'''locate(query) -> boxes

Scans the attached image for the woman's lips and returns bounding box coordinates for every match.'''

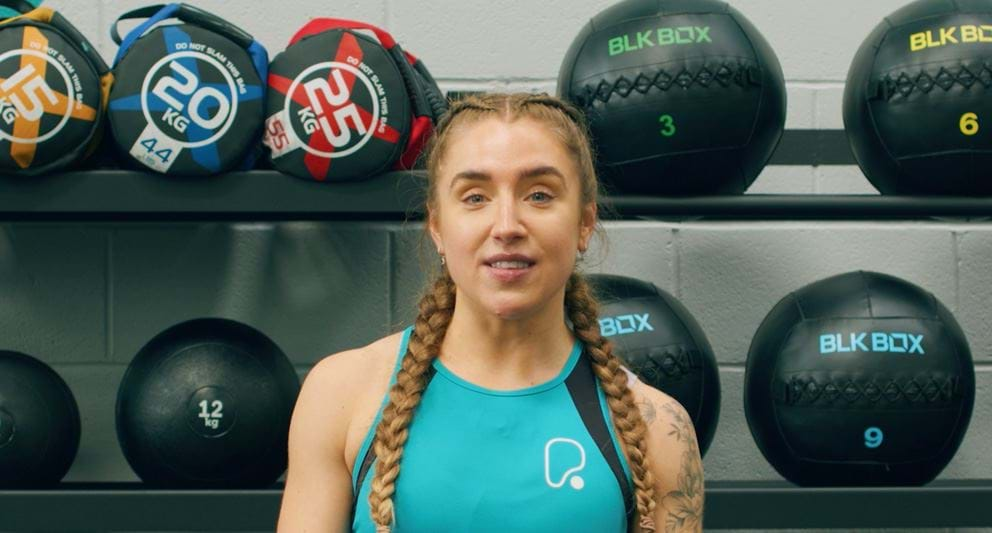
[485,262,535,282]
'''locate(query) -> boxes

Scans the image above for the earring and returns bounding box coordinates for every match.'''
[577,250,585,262]
[440,254,446,266]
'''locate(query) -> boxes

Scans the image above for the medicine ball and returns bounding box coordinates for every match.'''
[116,318,300,488]
[0,1,111,175]
[844,0,992,195]
[264,18,447,182]
[107,4,267,176]
[588,274,720,456]
[0,350,80,488]
[745,271,974,486]
[558,0,786,195]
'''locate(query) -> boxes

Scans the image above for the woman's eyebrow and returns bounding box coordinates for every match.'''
[518,165,566,187]
[449,166,566,190]
[449,170,489,190]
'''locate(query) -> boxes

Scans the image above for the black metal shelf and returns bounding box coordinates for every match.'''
[707,479,992,529]
[0,170,426,222]
[0,480,989,530]
[2,170,992,221]
[611,194,992,221]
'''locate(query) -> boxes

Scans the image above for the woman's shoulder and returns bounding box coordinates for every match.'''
[626,376,692,439]
[304,328,409,398]
[290,328,410,463]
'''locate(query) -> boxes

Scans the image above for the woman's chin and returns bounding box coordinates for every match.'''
[485,295,552,321]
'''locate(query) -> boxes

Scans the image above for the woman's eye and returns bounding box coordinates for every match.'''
[464,193,485,204]
[529,191,554,202]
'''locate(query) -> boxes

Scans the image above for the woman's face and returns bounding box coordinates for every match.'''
[429,116,596,320]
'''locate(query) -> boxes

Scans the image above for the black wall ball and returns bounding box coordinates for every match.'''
[559,0,786,195]
[844,0,992,195]
[744,271,974,486]
[589,274,721,456]
[116,318,300,488]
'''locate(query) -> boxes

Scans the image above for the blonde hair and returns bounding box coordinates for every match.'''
[368,93,657,532]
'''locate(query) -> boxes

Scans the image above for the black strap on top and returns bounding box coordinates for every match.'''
[350,350,634,522]
[565,351,636,520]
[110,3,254,48]
[0,0,36,15]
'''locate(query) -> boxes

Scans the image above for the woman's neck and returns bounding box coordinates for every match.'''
[436,295,577,390]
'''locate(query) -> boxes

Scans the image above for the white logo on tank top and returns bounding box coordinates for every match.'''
[544,438,586,490]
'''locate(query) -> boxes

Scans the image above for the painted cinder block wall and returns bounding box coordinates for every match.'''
[1,1,990,531]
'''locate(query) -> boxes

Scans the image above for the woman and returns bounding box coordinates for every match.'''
[277,93,704,532]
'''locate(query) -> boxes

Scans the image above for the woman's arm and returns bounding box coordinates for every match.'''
[630,382,705,533]
[277,352,363,533]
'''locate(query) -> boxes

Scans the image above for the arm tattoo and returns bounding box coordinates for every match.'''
[660,401,703,532]
[637,398,657,425]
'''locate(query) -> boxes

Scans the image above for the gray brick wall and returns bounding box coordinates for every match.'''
[1,2,989,531]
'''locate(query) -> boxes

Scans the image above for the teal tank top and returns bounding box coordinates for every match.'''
[351,326,635,532]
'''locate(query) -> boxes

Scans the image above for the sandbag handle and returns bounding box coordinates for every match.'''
[0,0,38,15]
[112,3,253,49]
[290,17,398,50]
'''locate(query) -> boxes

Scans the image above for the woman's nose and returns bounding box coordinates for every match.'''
[491,196,526,241]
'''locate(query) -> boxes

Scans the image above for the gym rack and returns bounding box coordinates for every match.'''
[1,170,991,221]
[0,480,989,530]
[2,164,990,530]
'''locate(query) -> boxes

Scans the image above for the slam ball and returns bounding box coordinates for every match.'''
[589,274,720,456]
[116,318,300,488]
[559,0,786,195]
[745,271,974,486]
[0,350,80,488]
[844,0,992,195]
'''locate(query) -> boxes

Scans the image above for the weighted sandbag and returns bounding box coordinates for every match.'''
[107,3,267,176]
[264,18,446,182]
[0,0,111,175]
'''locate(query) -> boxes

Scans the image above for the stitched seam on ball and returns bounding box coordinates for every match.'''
[878,63,992,100]
[574,60,758,106]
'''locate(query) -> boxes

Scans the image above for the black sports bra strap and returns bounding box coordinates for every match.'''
[351,364,437,518]
[565,350,636,520]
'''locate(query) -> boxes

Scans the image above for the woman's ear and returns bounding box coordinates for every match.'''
[578,201,597,252]
[428,208,444,255]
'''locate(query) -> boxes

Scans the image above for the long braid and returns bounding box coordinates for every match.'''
[368,272,456,531]
[565,273,658,532]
